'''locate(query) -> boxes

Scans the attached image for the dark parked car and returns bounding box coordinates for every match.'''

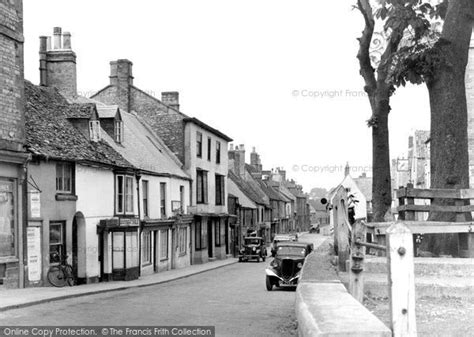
[239,237,267,262]
[265,242,313,291]
[309,224,320,233]
[271,234,297,257]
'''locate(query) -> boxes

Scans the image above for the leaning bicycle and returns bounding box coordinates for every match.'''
[47,253,75,287]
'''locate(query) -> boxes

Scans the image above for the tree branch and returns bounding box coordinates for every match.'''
[356,0,377,98]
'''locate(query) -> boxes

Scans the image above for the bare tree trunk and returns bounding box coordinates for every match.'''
[426,0,474,256]
[357,0,398,222]
[372,85,392,222]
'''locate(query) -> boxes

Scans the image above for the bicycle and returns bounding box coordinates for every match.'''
[47,253,75,287]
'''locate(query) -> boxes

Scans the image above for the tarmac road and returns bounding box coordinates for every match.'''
[0,233,328,337]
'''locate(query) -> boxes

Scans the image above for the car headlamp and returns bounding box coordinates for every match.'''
[252,247,256,251]
[297,262,303,269]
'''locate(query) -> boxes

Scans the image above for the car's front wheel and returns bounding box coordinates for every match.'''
[266,276,273,291]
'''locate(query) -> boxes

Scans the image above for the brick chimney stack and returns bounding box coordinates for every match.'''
[230,144,246,177]
[250,147,262,172]
[109,59,133,112]
[39,27,77,100]
[162,92,180,111]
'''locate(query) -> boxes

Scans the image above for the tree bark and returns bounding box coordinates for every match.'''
[426,0,474,256]
[357,0,401,222]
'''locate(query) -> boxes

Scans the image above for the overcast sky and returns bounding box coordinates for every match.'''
[23,0,431,191]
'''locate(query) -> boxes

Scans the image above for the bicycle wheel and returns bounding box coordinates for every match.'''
[47,265,68,287]
[64,264,75,286]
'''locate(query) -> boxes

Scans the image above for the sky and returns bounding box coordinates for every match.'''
[22,0,431,191]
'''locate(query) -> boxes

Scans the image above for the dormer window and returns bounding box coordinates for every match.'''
[89,120,101,142]
[115,120,124,143]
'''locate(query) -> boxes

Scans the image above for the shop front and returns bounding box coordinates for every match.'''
[98,217,140,281]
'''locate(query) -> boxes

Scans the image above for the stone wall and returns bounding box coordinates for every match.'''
[0,0,24,152]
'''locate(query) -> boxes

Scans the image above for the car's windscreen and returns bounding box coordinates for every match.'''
[277,246,306,256]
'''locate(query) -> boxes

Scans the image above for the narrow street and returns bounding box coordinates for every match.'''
[0,234,328,337]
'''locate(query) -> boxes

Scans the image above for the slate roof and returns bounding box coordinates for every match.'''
[66,103,97,118]
[100,110,191,179]
[73,96,190,180]
[266,180,296,201]
[228,170,269,206]
[259,180,290,202]
[227,175,257,209]
[25,81,132,168]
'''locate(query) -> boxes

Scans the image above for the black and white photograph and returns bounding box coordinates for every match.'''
[0,0,473,336]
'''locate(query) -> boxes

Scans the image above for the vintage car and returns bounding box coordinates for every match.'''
[309,224,320,233]
[271,234,297,257]
[239,237,267,262]
[265,242,313,291]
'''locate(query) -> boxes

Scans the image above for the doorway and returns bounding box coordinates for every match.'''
[207,219,213,258]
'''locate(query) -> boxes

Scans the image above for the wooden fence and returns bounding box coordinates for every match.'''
[347,186,474,337]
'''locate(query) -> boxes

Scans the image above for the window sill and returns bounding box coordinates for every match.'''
[159,258,169,262]
[142,262,152,267]
[179,252,187,257]
[55,194,78,201]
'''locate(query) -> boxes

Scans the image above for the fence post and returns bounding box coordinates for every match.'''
[386,222,417,337]
[349,220,366,303]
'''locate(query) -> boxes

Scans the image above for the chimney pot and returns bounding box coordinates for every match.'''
[252,147,256,153]
[39,36,47,53]
[63,32,72,49]
[46,36,52,50]
[53,27,62,49]
[239,144,245,151]
[229,144,234,151]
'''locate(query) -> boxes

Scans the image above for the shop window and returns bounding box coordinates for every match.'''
[116,175,134,215]
[0,181,15,257]
[142,231,152,265]
[112,231,139,271]
[178,227,187,255]
[196,170,208,204]
[56,163,73,193]
[160,229,168,260]
[49,222,65,263]
[215,174,225,206]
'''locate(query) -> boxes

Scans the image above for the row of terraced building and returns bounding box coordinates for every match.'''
[0,1,311,289]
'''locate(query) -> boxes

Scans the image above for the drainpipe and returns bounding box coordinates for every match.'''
[135,171,142,277]
[21,157,30,288]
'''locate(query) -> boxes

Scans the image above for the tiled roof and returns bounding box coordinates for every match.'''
[74,95,190,179]
[228,170,269,206]
[227,175,257,209]
[25,81,132,168]
[267,180,296,201]
[101,111,190,179]
[259,180,290,202]
[66,103,96,118]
